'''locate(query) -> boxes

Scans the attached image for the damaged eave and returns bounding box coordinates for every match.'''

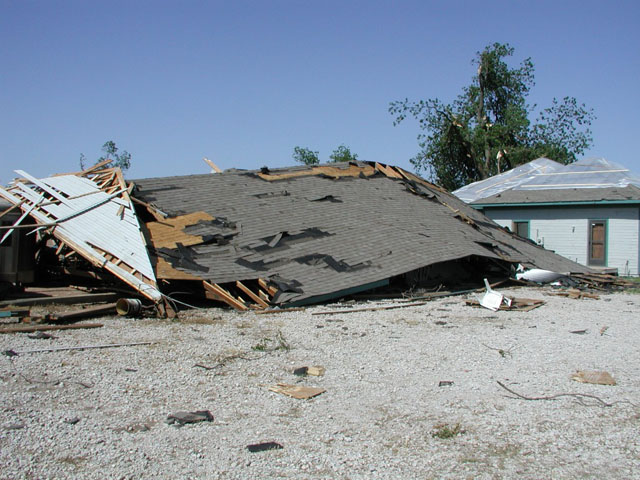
[130,160,589,310]
[0,165,163,303]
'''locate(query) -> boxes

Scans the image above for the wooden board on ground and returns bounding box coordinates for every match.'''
[268,383,326,399]
[466,297,545,312]
[571,370,617,386]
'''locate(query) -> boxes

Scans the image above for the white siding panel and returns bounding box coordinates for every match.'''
[484,205,640,275]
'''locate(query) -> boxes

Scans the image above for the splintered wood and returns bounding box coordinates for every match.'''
[466,298,545,312]
[549,289,600,300]
[268,383,326,399]
[0,165,162,303]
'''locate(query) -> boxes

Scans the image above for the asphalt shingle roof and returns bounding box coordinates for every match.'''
[472,185,640,205]
[133,161,589,305]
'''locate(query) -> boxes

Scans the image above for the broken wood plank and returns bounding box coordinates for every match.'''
[236,281,269,308]
[465,298,545,312]
[255,307,306,315]
[0,323,103,334]
[549,290,600,300]
[0,292,119,307]
[312,301,428,316]
[45,303,117,323]
[268,383,325,399]
[10,341,153,354]
[203,157,222,173]
[203,281,249,311]
[257,279,276,297]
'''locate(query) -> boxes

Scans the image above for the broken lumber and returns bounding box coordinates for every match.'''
[312,302,427,316]
[0,292,119,307]
[465,298,544,312]
[10,341,154,354]
[45,303,117,323]
[268,383,326,399]
[0,323,103,334]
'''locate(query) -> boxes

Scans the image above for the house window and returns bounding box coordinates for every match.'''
[588,220,607,266]
[512,221,529,239]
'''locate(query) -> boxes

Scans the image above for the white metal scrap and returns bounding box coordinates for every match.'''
[0,169,162,302]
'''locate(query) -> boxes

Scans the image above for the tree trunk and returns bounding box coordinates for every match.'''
[476,61,489,179]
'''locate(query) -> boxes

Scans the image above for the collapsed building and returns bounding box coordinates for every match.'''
[0,161,589,314]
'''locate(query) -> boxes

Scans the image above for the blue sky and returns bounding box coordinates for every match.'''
[1,1,639,185]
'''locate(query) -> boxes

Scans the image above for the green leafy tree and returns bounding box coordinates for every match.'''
[389,43,595,190]
[292,146,320,165]
[329,144,358,163]
[80,140,132,171]
[292,144,359,165]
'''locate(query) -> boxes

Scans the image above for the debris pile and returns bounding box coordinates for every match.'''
[0,160,602,316]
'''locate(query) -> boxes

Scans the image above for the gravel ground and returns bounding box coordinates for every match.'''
[1,286,639,479]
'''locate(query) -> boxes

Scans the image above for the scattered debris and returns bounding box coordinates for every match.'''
[549,289,600,300]
[0,164,164,306]
[41,304,116,323]
[467,297,544,312]
[7,341,154,355]
[312,302,427,316]
[255,308,307,315]
[569,329,588,335]
[571,371,617,386]
[600,326,609,336]
[268,383,326,399]
[26,331,54,339]
[438,381,454,387]
[165,410,214,426]
[1,161,593,315]
[0,323,103,334]
[476,279,512,311]
[306,366,325,376]
[293,366,325,377]
[497,380,621,407]
[0,290,119,308]
[516,268,567,283]
[115,298,143,317]
[64,417,80,425]
[569,273,636,291]
[246,442,284,453]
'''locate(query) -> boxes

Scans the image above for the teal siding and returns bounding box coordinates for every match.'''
[484,206,639,275]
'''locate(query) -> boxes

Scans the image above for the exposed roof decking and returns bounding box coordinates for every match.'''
[134,162,589,305]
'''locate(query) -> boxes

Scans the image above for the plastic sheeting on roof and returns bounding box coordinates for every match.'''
[516,158,640,190]
[453,158,562,203]
[454,158,640,203]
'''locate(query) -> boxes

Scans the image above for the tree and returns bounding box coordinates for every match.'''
[292,144,359,165]
[389,43,595,191]
[329,144,358,163]
[292,146,320,165]
[80,140,132,171]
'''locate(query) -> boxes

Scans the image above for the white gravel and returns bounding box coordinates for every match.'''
[1,287,639,479]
